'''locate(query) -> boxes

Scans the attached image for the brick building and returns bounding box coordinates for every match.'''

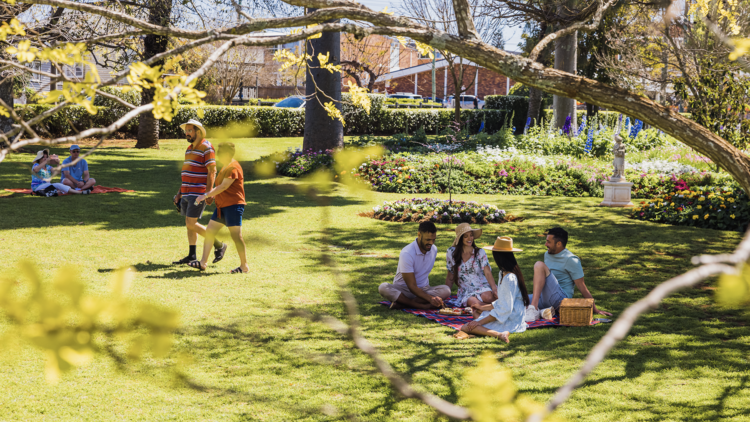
[371,58,516,100]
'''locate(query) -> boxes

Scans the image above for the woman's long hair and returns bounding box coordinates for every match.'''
[452,233,479,286]
[492,251,530,307]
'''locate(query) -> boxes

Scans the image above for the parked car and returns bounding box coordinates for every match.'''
[444,95,485,109]
[273,96,305,109]
[387,93,423,101]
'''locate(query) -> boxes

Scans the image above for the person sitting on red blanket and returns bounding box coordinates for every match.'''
[378,222,451,310]
[31,149,86,196]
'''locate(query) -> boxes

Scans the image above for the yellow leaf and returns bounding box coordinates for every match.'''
[109,266,135,296]
[44,350,62,384]
[59,346,94,366]
[717,267,750,306]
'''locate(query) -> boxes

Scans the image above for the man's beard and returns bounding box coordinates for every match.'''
[186,136,194,143]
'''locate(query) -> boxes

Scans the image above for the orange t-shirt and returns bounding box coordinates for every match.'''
[215,160,245,209]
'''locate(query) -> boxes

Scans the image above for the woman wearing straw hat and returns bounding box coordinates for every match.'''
[460,236,530,343]
[31,149,85,196]
[445,223,498,318]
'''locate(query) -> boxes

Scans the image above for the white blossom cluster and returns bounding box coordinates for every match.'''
[627,159,699,175]
[475,146,553,166]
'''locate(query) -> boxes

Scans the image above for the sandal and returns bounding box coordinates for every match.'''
[213,243,228,263]
[230,267,246,274]
[172,255,194,265]
[188,260,206,271]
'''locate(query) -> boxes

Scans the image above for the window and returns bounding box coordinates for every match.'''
[30,61,42,82]
[65,63,84,79]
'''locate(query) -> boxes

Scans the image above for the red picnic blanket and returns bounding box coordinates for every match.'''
[5,186,135,195]
[379,295,610,330]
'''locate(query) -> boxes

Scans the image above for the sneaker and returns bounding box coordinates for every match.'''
[45,190,58,197]
[524,305,540,323]
[84,188,93,194]
[81,189,90,195]
[541,307,555,320]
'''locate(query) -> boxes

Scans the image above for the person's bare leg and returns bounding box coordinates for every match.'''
[466,297,489,319]
[531,261,551,309]
[228,225,249,273]
[198,220,223,269]
[82,178,96,190]
[62,179,76,188]
[394,293,435,309]
[460,325,510,343]
[186,216,209,241]
[186,217,200,246]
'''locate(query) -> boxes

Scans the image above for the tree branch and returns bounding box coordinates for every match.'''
[529,0,617,61]
[451,0,479,39]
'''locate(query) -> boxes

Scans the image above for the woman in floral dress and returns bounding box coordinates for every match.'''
[445,223,497,318]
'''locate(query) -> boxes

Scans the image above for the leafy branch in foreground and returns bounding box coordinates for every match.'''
[0,262,183,383]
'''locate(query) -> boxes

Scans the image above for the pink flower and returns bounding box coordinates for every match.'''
[499,169,509,177]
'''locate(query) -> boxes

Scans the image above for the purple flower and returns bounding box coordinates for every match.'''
[562,116,572,135]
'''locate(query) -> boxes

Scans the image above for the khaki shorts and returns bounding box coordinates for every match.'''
[378,282,451,303]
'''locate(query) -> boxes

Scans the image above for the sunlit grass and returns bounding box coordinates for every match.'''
[0,137,747,421]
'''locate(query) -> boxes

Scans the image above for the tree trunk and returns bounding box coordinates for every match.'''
[303,11,343,151]
[553,29,577,130]
[135,0,172,149]
[528,87,543,125]
[0,71,13,138]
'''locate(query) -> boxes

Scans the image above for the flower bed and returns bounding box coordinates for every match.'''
[629,187,749,232]
[352,151,735,198]
[367,198,516,224]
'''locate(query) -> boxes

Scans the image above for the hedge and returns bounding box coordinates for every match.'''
[17,101,511,138]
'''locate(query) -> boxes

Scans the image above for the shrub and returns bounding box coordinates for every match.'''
[273,148,335,177]
[484,95,528,134]
[630,186,749,232]
[370,198,511,224]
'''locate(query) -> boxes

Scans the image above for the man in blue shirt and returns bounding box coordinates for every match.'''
[61,145,96,192]
[524,227,612,322]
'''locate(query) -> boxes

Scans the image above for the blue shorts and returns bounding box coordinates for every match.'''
[529,272,569,310]
[210,204,244,227]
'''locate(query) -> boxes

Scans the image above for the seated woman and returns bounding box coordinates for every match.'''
[31,149,84,196]
[445,223,498,318]
[460,236,530,343]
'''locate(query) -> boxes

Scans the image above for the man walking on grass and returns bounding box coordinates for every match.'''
[378,221,451,309]
[172,119,227,265]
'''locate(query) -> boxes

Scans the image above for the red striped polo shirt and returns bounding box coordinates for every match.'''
[181,140,216,195]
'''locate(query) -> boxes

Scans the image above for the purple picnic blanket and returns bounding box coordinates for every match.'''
[379,295,609,330]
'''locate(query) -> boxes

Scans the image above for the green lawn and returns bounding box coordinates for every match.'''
[0,137,748,421]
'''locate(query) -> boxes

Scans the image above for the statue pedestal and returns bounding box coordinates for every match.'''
[600,180,634,207]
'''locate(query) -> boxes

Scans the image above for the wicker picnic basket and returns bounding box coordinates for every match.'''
[559,298,594,326]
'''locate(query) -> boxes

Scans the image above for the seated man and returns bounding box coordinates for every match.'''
[61,145,96,192]
[524,227,612,322]
[379,222,451,309]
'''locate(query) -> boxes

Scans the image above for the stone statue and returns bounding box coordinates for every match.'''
[612,133,626,182]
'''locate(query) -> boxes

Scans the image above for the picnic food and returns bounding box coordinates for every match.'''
[440,307,473,316]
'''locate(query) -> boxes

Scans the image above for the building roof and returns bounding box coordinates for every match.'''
[375,51,520,83]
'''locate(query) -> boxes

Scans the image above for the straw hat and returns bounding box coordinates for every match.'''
[179,119,207,139]
[483,236,523,252]
[451,223,482,247]
[33,148,50,163]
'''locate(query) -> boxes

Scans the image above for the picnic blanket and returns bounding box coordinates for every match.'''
[379,296,610,330]
[4,186,135,195]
